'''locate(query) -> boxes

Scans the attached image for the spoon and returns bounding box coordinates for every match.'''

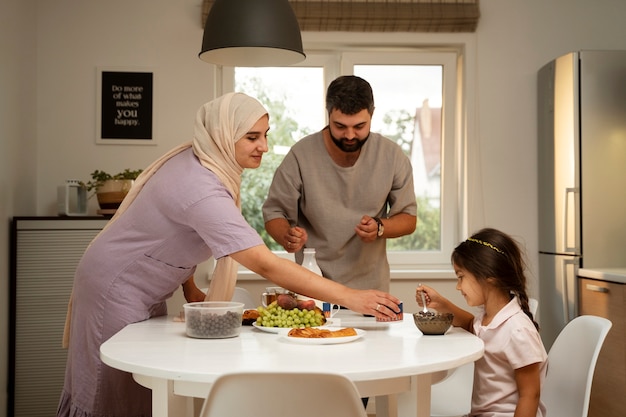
[418,283,429,314]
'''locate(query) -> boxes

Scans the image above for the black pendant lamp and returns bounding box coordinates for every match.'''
[199,0,306,67]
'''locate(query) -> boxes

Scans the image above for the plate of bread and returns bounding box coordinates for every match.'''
[280,327,365,344]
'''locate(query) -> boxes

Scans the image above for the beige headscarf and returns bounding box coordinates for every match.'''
[62,92,268,347]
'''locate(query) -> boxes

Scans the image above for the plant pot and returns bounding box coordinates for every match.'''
[96,179,135,210]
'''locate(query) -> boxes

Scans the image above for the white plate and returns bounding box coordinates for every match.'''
[252,320,335,334]
[280,328,366,345]
[332,317,393,329]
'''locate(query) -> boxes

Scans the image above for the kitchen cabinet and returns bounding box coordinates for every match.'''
[9,217,108,417]
[578,276,626,417]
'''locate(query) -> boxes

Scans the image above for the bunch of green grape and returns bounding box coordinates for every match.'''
[256,302,325,328]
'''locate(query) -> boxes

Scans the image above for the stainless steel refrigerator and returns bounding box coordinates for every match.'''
[537,50,626,349]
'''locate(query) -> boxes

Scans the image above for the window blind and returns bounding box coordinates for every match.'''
[201,0,480,33]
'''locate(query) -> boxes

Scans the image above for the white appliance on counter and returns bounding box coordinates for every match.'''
[537,50,626,349]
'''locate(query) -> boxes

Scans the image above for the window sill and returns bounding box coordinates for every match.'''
[236,268,455,281]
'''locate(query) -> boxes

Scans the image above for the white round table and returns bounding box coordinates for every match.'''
[101,310,483,417]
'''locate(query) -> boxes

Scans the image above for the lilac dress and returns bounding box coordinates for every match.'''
[57,148,263,417]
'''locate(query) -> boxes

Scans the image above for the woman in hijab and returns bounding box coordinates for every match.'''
[57,92,401,417]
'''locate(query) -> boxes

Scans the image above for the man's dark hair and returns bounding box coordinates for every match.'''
[325,75,375,116]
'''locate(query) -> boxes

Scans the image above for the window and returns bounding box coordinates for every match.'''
[223,47,462,270]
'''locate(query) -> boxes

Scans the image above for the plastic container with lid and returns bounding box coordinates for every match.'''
[183,301,244,338]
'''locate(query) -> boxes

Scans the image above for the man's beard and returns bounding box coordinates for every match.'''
[329,130,370,153]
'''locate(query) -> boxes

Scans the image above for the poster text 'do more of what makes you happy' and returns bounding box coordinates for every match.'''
[99,70,153,143]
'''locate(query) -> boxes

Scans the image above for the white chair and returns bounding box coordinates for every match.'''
[529,297,538,317]
[430,297,539,417]
[430,362,474,417]
[201,286,256,308]
[230,286,257,309]
[542,315,612,417]
[198,371,368,417]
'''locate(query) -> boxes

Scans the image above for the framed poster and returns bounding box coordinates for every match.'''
[96,67,156,145]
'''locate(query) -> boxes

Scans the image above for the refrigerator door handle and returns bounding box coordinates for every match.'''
[564,187,579,253]
[561,256,579,322]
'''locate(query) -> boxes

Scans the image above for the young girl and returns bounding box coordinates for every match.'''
[417,228,547,417]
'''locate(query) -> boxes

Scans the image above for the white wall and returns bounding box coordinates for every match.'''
[4,1,626,416]
[473,0,626,296]
[2,1,38,416]
[35,0,217,216]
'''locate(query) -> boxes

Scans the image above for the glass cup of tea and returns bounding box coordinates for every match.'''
[260,292,278,307]
[260,287,292,307]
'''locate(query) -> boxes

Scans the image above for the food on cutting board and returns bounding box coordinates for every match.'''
[287,327,357,338]
[255,300,326,328]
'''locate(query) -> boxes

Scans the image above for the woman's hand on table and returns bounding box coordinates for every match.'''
[342,289,402,320]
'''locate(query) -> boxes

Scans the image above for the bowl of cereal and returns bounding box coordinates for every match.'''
[413,311,454,335]
[183,301,244,339]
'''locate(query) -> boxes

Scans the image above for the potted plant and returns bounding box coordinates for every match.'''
[84,168,143,211]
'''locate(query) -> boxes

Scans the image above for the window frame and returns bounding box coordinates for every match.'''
[340,51,459,269]
[217,34,473,276]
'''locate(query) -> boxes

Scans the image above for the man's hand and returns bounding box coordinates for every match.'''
[265,219,308,253]
[283,226,308,253]
[355,215,379,243]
